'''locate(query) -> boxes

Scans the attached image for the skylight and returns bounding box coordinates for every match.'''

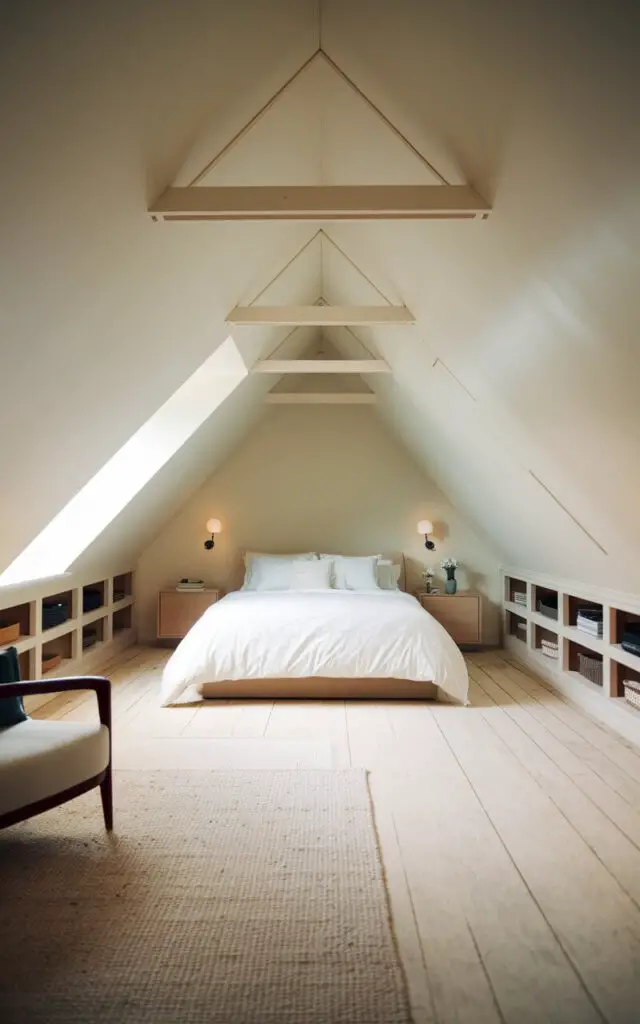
[0,337,248,587]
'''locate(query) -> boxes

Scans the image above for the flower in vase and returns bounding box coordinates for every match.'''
[440,558,459,579]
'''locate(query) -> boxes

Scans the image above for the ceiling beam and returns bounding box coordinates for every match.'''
[265,392,377,405]
[227,305,414,326]
[149,185,490,222]
[253,359,390,374]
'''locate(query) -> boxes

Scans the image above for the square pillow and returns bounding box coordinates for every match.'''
[242,552,316,590]
[320,555,380,591]
[288,559,333,590]
[0,646,28,728]
[376,561,401,590]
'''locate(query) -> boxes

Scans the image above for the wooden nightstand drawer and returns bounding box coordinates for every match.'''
[157,590,220,639]
[419,593,482,645]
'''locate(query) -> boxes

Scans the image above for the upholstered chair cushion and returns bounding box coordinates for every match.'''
[0,720,110,817]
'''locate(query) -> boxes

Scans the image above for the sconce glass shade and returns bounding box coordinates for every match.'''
[206,518,222,534]
[417,520,433,535]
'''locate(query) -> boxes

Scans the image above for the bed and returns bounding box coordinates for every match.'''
[160,587,469,707]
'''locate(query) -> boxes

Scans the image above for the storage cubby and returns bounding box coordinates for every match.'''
[113,572,133,602]
[83,616,106,651]
[83,581,106,614]
[502,570,640,741]
[610,660,640,700]
[113,605,132,634]
[534,624,559,660]
[566,595,603,630]
[42,590,74,632]
[506,576,527,607]
[611,608,640,648]
[0,601,33,647]
[0,566,135,682]
[508,611,527,643]
[567,639,603,688]
[532,585,558,621]
[42,629,76,674]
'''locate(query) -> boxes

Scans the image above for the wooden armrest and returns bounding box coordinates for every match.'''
[1,676,112,732]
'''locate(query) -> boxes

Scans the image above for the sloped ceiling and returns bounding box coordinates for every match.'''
[1,0,639,590]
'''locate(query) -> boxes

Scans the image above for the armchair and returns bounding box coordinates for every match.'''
[0,676,112,830]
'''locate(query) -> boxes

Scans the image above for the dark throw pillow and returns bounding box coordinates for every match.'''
[0,646,28,728]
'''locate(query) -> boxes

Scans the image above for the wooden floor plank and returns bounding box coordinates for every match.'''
[433,697,640,1022]
[490,653,640,776]
[471,664,640,909]
[472,655,640,810]
[385,703,601,1024]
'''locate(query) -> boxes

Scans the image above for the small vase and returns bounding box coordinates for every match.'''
[445,576,457,595]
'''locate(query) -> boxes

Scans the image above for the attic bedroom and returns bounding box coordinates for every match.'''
[1,1,639,1021]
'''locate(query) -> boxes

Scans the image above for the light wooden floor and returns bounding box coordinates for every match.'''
[29,646,640,1024]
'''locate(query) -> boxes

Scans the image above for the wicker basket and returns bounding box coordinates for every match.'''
[0,622,20,645]
[577,652,603,687]
[623,679,640,711]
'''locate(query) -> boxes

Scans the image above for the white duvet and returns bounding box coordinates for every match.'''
[160,590,469,706]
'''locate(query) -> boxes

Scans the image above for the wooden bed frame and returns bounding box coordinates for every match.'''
[199,678,438,700]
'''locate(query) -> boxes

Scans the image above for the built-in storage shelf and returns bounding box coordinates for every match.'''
[113,573,133,602]
[83,580,106,614]
[42,589,74,632]
[502,570,640,723]
[0,569,135,680]
[507,610,527,643]
[113,604,132,634]
[533,624,559,661]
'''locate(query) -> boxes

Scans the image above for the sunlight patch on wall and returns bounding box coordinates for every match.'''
[0,337,248,586]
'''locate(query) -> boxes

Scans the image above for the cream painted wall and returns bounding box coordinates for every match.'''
[1,0,639,602]
[135,406,501,643]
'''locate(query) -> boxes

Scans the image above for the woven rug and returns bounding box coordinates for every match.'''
[0,770,412,1024]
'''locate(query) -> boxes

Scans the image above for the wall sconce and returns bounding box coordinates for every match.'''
[204,518,221,551]
[417,520,435,550]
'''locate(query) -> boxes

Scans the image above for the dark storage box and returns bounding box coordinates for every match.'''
[83,588,103,613]
[537,594,558,619]
[621,622,640,657]
[42,599,69,630]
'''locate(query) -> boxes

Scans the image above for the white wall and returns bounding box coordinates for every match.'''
[1,0,638,602]
[136,406,502,642]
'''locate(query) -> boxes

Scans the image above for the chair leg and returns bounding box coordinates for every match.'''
[100,766,113,831]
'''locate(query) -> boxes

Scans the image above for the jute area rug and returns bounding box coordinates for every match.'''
[0,770,412,1024]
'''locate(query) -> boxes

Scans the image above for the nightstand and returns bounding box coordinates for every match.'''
[157,589,221,639]
[419,593,482,646]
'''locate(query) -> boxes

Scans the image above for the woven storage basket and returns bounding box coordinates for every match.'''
[0,622,20,645]
[578,652,603,686]
[623,679,640,711]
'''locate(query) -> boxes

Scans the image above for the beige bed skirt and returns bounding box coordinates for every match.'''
[198,677,438,700]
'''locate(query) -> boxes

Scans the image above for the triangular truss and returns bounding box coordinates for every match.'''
[225,229,414,327]
[148,49,490,222]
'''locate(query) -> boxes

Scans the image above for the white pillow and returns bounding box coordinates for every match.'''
[376,561,401,590]
[320,554,380,591]
[247,555,328,592]
[242,551,315,590]
[288,559,333,590]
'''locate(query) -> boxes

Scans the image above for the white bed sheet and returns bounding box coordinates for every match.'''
[160,590,469,706]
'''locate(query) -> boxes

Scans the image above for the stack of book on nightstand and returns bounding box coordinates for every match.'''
[176,578,205,592]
